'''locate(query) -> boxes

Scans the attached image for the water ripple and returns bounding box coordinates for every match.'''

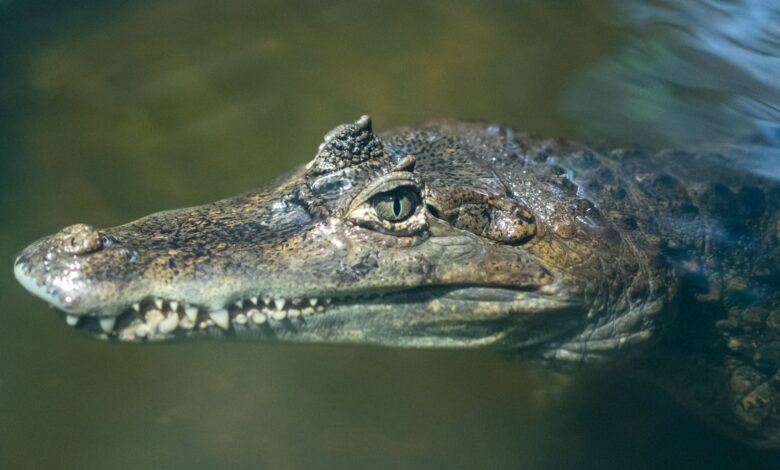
[566,0,780,168]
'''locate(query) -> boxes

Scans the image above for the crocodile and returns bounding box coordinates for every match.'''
[13,116,780,447]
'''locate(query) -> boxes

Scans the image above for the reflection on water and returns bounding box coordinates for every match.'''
[566,0,780,182]
[1,0,779,468]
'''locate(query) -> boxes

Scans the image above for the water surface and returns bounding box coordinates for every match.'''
[1,1,778,468]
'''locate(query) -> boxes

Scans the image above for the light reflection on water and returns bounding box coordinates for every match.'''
[1,0,779,468]
[565,0,780,180]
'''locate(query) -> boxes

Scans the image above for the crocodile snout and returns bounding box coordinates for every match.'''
[52,223,104,255]
[13,223,114,313]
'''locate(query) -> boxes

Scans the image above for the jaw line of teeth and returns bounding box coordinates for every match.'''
[65,295,344,340]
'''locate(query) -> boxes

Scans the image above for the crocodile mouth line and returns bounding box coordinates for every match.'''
[64,295,341,341]
[58,285,546,341]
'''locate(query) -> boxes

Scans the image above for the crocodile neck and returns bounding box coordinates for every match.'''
[553,143,780,307]
[550,142,780,447]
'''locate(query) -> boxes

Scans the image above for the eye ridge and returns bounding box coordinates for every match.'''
[371,187,418,222]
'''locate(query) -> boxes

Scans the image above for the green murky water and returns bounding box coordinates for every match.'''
[1,1,778,468]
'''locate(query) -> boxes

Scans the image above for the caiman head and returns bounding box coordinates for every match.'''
[14,116,669,358]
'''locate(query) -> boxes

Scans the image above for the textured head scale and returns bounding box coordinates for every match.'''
[306,115,387,175]
[302,115,414,214]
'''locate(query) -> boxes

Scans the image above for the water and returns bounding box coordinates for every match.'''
[1,0,778,468]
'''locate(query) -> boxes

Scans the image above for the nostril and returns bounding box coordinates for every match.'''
[56,223,104,255]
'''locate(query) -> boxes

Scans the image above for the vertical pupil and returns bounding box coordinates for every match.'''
[393,195,401,216]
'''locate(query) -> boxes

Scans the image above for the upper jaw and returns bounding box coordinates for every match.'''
[13,259,48,306]
[13,238,122,316]
[14,227,577,344]
[13,249,84,314]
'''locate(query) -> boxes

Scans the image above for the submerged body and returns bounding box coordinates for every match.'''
[14,117,780,446]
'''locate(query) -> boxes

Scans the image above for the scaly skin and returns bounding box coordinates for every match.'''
[14,117,780,446]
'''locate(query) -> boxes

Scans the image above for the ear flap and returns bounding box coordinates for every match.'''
[428,190,536,244]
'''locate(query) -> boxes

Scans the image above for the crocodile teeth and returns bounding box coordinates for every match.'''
[179,316,195,329]
[209,309,230,330]
[248,309,266,324]
[145,309,164,329]
[158,314,179,334]
[66,315,80,327]
[271,310,287,321]
[184,306,198,322]
[96,291,345,337]
[135,323,150,338]
[99,317,116,333]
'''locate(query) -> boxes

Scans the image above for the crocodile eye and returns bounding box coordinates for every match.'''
[346,173,427,236]
[371,188,418,222]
